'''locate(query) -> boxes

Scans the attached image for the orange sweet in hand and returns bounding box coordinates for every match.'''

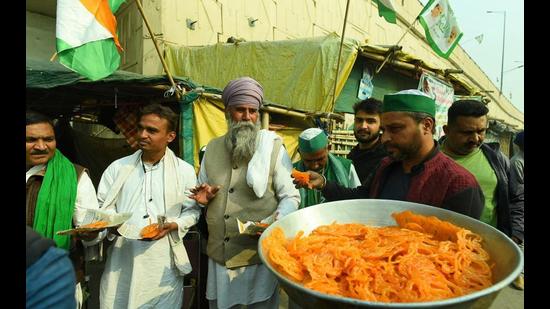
[80,221,108,229]
[291,169,310,186]
[140,223,160,239]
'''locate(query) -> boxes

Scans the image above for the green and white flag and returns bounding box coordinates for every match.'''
[56,0,126,81]
[376,0,397,24]
[418,0,463,59]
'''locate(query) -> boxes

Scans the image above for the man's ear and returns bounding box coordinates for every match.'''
[422,117,435,134]
[167,131,176,143]
[443,124,449,135]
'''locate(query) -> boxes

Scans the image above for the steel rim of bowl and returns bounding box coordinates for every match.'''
[258,199,524,308]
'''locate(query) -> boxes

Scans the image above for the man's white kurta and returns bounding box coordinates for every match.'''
[199,143,300,309]
[97,152,200,309]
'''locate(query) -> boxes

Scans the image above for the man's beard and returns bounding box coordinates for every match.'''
[384,129,422,161]
[225,118,261,164]
[354,128,380,144]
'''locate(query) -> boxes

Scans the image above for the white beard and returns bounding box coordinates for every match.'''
[225,118,261,164]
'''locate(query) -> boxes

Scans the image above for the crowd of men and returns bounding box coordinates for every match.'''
[26,77,524,309]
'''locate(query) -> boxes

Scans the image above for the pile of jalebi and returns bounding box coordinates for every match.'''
[80,221,108,229]
[262,211,493,303]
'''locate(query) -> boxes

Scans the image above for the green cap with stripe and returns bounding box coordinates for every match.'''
[298,128,328,153]
[382,89,436,118]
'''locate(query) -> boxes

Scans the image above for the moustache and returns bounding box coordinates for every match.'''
[234,121,255,129]
[30,150,49,155]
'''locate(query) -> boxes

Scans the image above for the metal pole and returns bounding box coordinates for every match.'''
[331,0,352,108]
[499,11,506,95]
[488,10,506,96]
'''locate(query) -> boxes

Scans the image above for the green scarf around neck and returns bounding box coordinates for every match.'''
[33,149,77,249]
[294,153,351,208]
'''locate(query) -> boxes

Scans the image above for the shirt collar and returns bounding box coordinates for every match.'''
[26,164,46,182]
[386,141,439,175]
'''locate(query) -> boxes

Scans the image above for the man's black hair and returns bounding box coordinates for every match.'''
[352,98,382,115]
[448,100,489,125]
[139,103,179,132]
[26,110,54,127]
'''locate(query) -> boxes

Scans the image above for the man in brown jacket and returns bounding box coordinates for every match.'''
[190,77,300,309]
[26,111,103,308]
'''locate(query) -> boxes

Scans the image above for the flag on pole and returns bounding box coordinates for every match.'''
[375,0,397,24]
[475,34,484,44]
[418,0,463,59]
[56,0,125,81]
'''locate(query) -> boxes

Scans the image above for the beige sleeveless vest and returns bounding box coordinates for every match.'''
[204,134,282,268]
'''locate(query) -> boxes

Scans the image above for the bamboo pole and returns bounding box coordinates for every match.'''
[261,111,270,129]
[134,0,183,100]
[261,105,307,119]
[375,18,418,74]
[331,0,352,108]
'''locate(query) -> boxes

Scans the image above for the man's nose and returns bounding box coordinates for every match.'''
[470,133,481,144]
[381,131,390,143]
[138,129,148,139]
[34,140,47,150]
[313,162,321,170]
[241,110,251,121]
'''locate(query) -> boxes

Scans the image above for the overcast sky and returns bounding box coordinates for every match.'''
[419,0,524,113]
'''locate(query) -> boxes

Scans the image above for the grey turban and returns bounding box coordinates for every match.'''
[221,77,264,109]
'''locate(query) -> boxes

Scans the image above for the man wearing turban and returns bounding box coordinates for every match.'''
[293,128,361,208]
[295,90,484,219]
[190,77,300,309]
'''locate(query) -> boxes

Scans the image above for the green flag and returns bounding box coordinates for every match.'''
[418,0,463,59]
[376,0,397,24]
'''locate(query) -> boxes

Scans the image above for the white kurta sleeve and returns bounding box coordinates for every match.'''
[348,164,361,188]
[73,171,105,246]
[273,147,300,220]
[195,156,209,208]
[97,163,116,210]
[96,163,118,241]
[167,162,201,241]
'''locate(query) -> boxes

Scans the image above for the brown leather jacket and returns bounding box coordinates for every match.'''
[26,163,88,283]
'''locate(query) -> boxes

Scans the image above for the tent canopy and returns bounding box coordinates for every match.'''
[26,58,222,114]
[165,33,359,113]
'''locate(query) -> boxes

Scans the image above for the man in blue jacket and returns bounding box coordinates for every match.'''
[27,226,76,309]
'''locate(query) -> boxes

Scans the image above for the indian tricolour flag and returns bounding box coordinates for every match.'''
[56,0,126,81]
[375,0,397,24]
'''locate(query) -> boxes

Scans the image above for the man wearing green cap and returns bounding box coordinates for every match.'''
[295,90,484,219]
[293,128,361,208]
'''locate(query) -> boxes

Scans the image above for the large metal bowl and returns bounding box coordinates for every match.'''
[258,199,523,309]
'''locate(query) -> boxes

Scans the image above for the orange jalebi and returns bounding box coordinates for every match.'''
[262,211,493,303]
[140,223,160,239]
[80,221,108,229]
[291,169,310,187]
